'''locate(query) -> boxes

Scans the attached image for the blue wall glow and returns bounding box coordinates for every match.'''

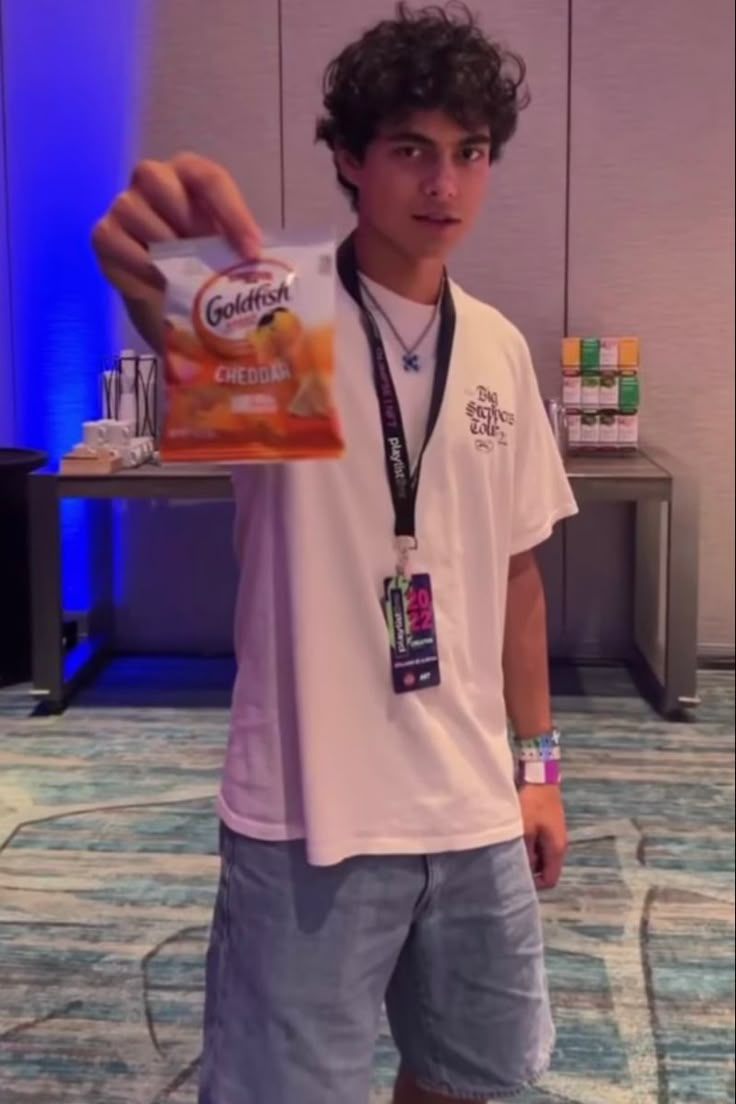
[3,0,150,610]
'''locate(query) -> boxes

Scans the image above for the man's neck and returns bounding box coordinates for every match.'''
[353,223,444,305]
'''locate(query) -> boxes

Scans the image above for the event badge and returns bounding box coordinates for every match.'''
[383,573,441,693]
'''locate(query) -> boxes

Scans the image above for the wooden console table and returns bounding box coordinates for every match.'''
[28,447,699,716]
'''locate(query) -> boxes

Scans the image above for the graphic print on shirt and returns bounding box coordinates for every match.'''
[464,384,516,452]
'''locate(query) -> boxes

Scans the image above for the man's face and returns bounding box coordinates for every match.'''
[337,110,492,262]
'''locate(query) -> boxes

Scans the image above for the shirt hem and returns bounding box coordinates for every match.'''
[217,792,305,843]
[510,502,578,557]
[218,792,523,866]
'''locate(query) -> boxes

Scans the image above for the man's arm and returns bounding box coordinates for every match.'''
[503,549,567,889]
[503,549,552,737]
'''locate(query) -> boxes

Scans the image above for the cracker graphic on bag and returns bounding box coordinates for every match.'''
[151,234,344,463]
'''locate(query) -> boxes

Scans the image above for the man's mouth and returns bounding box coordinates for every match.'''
[412,214,461,226]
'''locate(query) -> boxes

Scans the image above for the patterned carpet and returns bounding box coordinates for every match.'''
[0,660,733,1103]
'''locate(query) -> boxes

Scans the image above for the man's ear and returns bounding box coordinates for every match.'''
[334,146,362,190]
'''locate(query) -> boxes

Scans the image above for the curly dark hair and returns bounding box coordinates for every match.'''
[315,2,529,207]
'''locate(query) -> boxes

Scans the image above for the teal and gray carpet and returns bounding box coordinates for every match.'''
[0,661,734,1103]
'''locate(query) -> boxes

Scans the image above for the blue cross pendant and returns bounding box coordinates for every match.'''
[402,352,420,372]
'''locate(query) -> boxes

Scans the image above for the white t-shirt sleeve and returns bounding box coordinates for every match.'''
[510,334,579,555]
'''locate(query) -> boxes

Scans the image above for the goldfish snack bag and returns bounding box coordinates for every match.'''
[150,233,344,462]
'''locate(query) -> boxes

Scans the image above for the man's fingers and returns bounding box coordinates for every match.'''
[91,216,163,294]
[535,832,567,891]
[110,189,178,246]
[525,833,540,876]
[130,159,199,238]
[92,153,260,308]
[172,151,262,257]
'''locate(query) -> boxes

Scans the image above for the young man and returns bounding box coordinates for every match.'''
[93,5,578,1102]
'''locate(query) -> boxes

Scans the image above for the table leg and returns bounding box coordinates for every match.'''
[633,475,700,717]
[29,475,64,708]
[663,463,700,713]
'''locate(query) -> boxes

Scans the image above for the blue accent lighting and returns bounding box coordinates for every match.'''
[3,0,150,610]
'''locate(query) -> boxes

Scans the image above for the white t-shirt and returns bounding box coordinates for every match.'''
[218,273,579,866]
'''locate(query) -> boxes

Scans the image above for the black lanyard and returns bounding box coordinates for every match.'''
[337,234,456,543]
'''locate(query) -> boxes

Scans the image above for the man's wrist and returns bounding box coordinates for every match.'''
[513,728,562,786]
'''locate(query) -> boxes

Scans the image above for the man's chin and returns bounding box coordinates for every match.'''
[362,217,462,262]
[406,221,465,259]
[408,239,456,263]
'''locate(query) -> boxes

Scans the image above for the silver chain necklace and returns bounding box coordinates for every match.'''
[359,276,445,372]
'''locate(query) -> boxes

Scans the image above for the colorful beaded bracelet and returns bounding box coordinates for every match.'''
[514,730,561,763]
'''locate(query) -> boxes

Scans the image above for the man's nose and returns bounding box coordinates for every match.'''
[421,156,459,201]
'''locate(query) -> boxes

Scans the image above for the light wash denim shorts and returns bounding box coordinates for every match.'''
[198,822,554,1103]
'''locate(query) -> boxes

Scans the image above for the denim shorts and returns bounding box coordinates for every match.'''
[198,823,554,1103]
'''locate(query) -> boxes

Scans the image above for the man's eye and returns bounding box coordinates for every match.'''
[395,145,422,159]
[462,147,485,163]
